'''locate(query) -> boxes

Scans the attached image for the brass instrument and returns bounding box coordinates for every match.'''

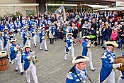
[49,32,54,38]
[30,51,38,63]
[0,32,3,37]
[114,56,124,71]
[16,44,23,53]
[42,35,48,40]
[18,48,23,53]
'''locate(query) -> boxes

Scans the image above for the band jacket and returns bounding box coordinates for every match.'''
[66,66,86,83]
[30,28,36,37]
[66,37,73,53]
[3,32,11,47]
[21,51,36,71]
[10,44,21,61]
[39,30,46,43]
[121,71,124,79]
[22,31,30,45]
[82,40,88,56]
[100,50,116,82]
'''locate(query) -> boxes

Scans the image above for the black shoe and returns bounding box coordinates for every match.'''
[15,70,18,72]
[20,72,24,75]
[45,50,48,51]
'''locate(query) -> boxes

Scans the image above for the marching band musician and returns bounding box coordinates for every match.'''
[49,23,55,44]
[21,45,38,83]
[30,24,37,47]
[64,33,75,60]
[117,52,124,83]
[82,36,95,71]
[22,26,31,47]
[10,39,23,75]
[99,41,122,83]
[3,27,11,51]
[66,56,89,83]
[39,25,48,51]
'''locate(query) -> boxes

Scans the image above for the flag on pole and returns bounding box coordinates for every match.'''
[55,5,66,21]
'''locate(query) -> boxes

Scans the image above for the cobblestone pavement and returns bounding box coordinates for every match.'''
[0,35,123,83]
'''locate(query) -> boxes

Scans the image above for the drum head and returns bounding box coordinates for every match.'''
[114,56,124,71]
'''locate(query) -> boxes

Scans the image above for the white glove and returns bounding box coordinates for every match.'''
[87,44,90,47]
[27,56,31,60]
[113,63,122,68]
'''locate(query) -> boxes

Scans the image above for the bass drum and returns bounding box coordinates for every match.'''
[0,51,8,71]
[114,56,124,71]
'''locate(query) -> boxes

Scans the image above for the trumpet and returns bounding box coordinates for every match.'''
[16,44,23,53]
[30,51,38,63]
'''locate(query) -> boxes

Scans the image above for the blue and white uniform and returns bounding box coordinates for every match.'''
[10,43,23,73]
[0,36,3,51]
[64,36,74,60]
[22,30,31,47]
[100,50,116,83]
[3,32,11,51]
[21,51,38,83]
[82,39,95,70]
[66,66,87,83]
[30,27,37,46]
[49,25,55,44]
[39,29,48,50]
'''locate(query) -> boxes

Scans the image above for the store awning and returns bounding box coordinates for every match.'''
[46,4,77,7]
[0,3,39,7]
[80,4,109,9]
[99,7,124,10]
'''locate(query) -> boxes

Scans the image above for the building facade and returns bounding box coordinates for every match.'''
[0,0,36,16]
[0,0,117,16]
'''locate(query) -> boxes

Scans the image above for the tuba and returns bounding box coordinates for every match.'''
[114,56,124,71]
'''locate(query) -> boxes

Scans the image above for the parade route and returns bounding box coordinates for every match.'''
[0,35,123,83]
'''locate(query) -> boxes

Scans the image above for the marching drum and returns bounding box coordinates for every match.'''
[114,56,124,71]
[0,51,8,71]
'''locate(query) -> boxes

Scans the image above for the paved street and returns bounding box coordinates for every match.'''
[0,35,123,83]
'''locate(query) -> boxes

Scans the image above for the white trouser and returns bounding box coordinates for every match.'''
[17,29,21,35]
[26,63,38,83]
[79,31,82,38]
[0,39,3,51]
[118,75,124,83]
[25,39,31,47]
[33,35,37,46]
[64,46,75,59]
[13,55,23,73]
[5,42,11,52]
[40,39,48,50]
[87,51,94,69]
[100,70,115,83]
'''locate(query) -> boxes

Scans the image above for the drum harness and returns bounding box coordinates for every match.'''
[70,66,93,83]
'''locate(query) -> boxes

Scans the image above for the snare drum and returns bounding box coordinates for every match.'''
[0,51,8,71]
